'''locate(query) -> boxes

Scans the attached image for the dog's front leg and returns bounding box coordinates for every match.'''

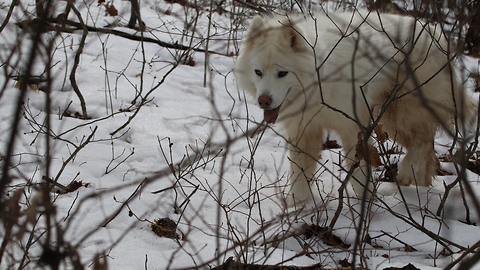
[286,128,322,207]
[349,159,374,199]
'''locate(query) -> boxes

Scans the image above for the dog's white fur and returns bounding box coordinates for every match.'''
[235,12,476,205]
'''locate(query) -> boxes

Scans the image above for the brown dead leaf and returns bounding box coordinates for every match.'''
[338,258,351,267]
[62,110,92,120]
[436,168,453,176]
[368,146,382,167]
[151,217,180,239]
[304,224,350,249]
[42,176,89,194]
[64,180,85,193]
[467,158,480,176]
[13,79,39,92]
[181,56,196,66]
[28,84,39,91]
[355,133,382,167]
[404,244,417,252]
[323,139,341,149]
[364,233,383,248]
[374,124,388,142]
[105,3,118,16]
[383,263,420,270]
[383,164,398,182]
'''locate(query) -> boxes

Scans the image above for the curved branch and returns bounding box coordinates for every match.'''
[41,18,229,56]
[0,0,17,34]
[66,1,89,118]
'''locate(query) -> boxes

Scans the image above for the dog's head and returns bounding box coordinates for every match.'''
[235,15,313,123]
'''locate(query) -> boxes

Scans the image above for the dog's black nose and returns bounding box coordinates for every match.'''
[258,95,272,109]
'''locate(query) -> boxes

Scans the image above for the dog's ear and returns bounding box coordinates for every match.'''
[280,17,304,49]
[286,27,298,48]
[246,16,265,39]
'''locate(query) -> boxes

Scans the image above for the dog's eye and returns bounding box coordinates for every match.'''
[278,71,288,78]
[254,69,263,77]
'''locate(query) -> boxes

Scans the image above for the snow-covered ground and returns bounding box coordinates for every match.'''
[0,1,479,269]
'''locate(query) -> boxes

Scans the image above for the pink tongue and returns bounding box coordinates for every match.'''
[263,107,279,124]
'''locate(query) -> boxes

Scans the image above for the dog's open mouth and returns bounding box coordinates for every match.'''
[263,106,280,124]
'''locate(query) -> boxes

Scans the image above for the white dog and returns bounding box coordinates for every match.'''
[235,12,476,205]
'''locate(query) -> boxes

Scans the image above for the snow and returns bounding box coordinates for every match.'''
[0,1,480,270]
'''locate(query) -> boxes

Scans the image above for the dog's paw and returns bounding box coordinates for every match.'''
[285,192,311,208]
[351,183,377,201]
[396,173,412,186]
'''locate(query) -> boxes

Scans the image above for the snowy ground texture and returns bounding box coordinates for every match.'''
[1,0,480,269]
